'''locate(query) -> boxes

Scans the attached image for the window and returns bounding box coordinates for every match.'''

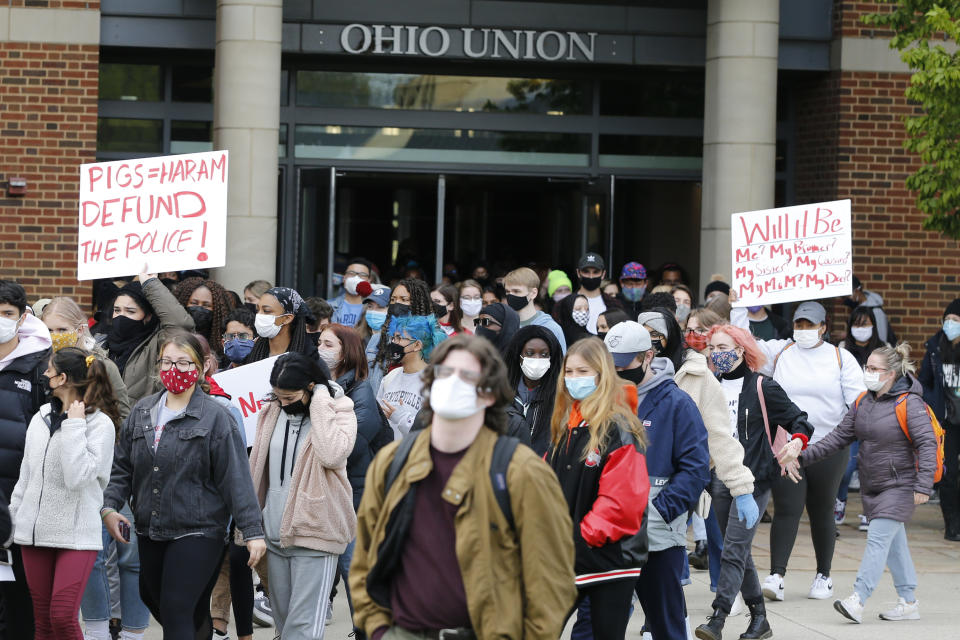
[99,64,162,102]
[600,70,705,118]
[172,65,213,102]
[97,118,163,153]
[599,135,702,170]
[170,121,212,154]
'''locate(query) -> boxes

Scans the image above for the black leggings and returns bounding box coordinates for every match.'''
[138,536,225,640]
[228,541,253,637]
[769,446,848,577]
[567,578,638,640]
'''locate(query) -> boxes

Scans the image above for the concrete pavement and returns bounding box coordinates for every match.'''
[140,492,957,639]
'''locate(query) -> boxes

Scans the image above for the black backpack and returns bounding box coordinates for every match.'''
[385,430,520,530]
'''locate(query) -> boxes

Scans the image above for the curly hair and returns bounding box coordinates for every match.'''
[172,277,236,357]
[373,278,433,372]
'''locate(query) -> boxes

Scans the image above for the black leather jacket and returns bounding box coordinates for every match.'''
[103,388,263,542]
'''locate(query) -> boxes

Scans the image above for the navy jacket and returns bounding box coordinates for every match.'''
[0,347,49,503]
[919,332,950,423]
[338,370,382,511]
[637,374,711,551]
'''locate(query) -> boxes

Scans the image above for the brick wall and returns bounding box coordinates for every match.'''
[792,1,960,352]
[0,38,99,307]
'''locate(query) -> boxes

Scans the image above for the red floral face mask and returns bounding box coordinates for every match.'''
[685,330,708,352]
[160,367,200,395]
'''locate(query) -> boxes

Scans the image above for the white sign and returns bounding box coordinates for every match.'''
[210,355,279,444]
[77,150,229,280]
[731,199,853,307]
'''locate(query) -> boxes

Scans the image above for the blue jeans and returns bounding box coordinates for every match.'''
[853,518,918,604]
[80,505,150,630]
[837,441,860,502]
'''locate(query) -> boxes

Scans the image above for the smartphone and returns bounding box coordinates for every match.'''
[119,522,130,542]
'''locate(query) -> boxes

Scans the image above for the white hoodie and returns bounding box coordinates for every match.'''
[0,313,52,372]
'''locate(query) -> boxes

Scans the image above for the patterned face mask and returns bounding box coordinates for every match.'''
[160,367,200,395]
[710,349,740,375]
[51,330,79,352]
[572,310,589,327]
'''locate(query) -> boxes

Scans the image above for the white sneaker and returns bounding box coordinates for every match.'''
[879,597,920,621]
[859,514,869,532]
[834,592,864,623]
[762,573,784,601]
[252,590,274,628]
[730,592,746,616]
[809,573,834,599]
[835,498,846,525]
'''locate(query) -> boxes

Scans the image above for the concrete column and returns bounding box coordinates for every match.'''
[700,0,779,290]
[213,0,282,292]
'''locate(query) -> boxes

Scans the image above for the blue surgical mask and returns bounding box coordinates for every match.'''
[710,349,740,375]
[565,375,598,400]
[622,286,645,303]
[223,338,255,364]
[945,319,960,341]
[366,310,387,332]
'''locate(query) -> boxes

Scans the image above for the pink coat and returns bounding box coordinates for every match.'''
[248,385,358,553]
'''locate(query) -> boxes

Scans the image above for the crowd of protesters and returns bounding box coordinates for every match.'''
[0,250,949,640]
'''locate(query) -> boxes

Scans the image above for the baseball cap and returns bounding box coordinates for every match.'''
[620,262,647,280]
[363,285,391,308]
[577,252,605,271]
[793,301,826,325]
[604,321,652,368]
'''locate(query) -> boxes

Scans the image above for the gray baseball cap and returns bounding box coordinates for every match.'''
[793,301,826,324]
[604,321,652,368]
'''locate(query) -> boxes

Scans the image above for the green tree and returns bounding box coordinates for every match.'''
[865,1,960,237]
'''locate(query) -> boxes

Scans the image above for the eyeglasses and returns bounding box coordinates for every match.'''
[344,270,370,279]
[224,332,253,341]
[158,358,197,372]
[476,317,501,328]
[687,327,709,336]
[864,366,889,374]
[433,364,482,385]
[649,331,665,342]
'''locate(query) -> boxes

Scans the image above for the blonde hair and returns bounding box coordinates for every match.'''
[244,280,271,298]
[873,342,917,377]
[504,267,540,291]
[550,337,647,460]
[42,297,95,348]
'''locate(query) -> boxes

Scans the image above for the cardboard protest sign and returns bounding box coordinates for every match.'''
[210,355,279,444]
[731,199,852,307]
[77,150,228,280]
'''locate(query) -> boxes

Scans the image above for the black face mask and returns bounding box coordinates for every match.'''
[618,364,646,384]
[282,399,308,416]
[580,276,602,292]
[597,331,607,342]
[475,326,498,344]
[109,314,150,343]
[388,303,411,318]
[432,302,449,319]
[243,302,258,314]
[506,294,528,312]
[652,341,666,357]
[187,306,213,336]
[386,342,407,363]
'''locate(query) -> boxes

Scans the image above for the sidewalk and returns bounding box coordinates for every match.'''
[142,493,956,639]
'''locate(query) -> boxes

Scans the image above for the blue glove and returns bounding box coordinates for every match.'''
[736,493,760,529]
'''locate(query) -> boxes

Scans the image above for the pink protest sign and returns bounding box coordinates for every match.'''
[77,150,228,280]
[731,199,852,307]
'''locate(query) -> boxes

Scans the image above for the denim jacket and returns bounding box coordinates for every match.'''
[103,388,264,542]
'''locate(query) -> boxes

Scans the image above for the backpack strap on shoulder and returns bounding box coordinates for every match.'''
[490,436,520,531]
[385,430,422,495]
[854,391,868,409]
[835,346,842,368]
[894,393,911,441]
[773,342,795,370]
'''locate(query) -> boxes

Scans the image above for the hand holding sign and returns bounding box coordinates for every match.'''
[730,200,852,307]
[78,151,228,281]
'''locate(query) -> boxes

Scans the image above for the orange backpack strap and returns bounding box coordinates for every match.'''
[854,391,868,409]
[894,394,911,441]
[835,346,842,368]
[773,342,795,370]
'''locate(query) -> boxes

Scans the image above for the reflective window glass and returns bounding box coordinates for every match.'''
[599,135,702,170]
[295,125,590,167]
[600,70,704,118]
[99,64,162,102]
[279,124,288,158]
[96,118,163,153]
[296,71,590,115]
[172,65,213,102]
[170,121,212,154]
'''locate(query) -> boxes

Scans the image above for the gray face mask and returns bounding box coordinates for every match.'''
[675,303,691,323]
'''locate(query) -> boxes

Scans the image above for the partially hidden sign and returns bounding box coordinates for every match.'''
[731,199,853,307]
[210,355,279,444]
[77,151,228,280]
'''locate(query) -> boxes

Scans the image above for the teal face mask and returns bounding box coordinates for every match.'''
[565,375,598,400]
[945,319,960,341]
[366,310,387,332]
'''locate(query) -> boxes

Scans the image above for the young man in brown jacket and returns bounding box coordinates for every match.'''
[350,335,576,640]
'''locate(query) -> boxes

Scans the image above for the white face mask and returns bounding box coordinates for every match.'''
[675,303,691,323]
[461,299,482,317]
[863,370,886,392]
[430,375,483,420]
[255,313,282,339]
[850,326,873,343]
[572,310,589,327]
[0,315,20,344]
[793,329,821,349]
[521,356,551,381]
[344,275,363,296]
[317,347,340,373]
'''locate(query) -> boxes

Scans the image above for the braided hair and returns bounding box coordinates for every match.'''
[372,278,433,373]
[246,287,315,363]
[172,277,236,358]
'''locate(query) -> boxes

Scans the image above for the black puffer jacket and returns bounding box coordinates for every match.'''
[0,346,50,502]
[338,370,384,511]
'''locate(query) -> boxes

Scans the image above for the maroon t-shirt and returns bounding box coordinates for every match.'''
[390,446,472,631]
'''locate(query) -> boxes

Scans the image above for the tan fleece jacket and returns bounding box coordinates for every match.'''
[675,351,755,497]
[248,385,357,553]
